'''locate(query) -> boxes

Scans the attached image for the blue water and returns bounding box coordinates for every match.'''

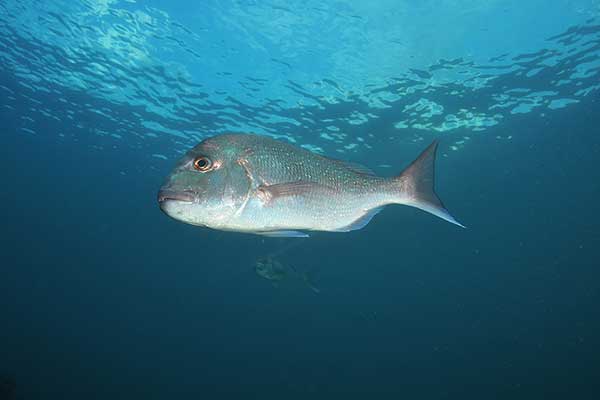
[2,1,600,398]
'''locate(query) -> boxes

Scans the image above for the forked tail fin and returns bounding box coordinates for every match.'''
[391,141,465,228]
[302,267,321,294]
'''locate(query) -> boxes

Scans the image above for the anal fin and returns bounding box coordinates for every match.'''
[257,230,310,238]
[335,206,384,232]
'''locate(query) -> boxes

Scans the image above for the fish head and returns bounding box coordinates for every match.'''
[255,257,270,277]
[157,136,251,228]
[255,256,285,281]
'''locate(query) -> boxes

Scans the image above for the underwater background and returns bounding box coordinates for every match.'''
[1,0,600,398]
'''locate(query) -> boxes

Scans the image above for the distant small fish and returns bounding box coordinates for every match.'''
[254,255,320,293]
[158,133,464,236]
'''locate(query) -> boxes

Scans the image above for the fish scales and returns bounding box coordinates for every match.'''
[228,135,387,232]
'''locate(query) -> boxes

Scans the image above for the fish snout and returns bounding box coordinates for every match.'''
[157,189,195,204]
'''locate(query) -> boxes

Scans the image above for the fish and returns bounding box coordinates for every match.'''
[255,255,320,293]
[254,256,288,285]
[158,133,464,236]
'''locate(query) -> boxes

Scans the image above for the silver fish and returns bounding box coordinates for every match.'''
[158,133,463,237]
[255,255,320,293]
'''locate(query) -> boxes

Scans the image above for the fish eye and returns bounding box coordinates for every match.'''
[193,156,212,172]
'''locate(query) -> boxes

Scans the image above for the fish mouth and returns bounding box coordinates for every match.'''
[157,189,195,204]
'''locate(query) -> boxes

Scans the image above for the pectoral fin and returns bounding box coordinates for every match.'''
[257,181,333,204]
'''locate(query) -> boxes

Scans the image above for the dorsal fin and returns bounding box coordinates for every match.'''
[323,157,376,176]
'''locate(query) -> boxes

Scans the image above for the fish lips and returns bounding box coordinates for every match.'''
[157,189,196,206]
